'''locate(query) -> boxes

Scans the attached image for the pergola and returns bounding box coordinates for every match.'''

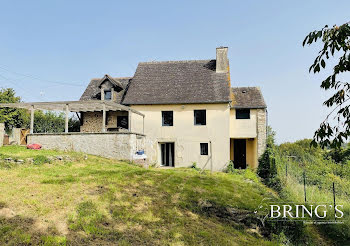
[0,100,145,134]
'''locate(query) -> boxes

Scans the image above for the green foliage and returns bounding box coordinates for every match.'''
[267,126,276,147]
[274,139,350,244]
[324,144,350,163]
[257,147,281,191]
[303,22,350,148]
[33,155,51,165]
[224,160,235,173]
[0,88,29,131]
[32,111,80,133]
[190,162,200,171]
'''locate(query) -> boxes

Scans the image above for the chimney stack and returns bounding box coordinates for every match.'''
[216,47,229,73]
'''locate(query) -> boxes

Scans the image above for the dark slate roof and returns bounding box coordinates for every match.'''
[80,77,131,103]
[231,87,266,109]
[122,60,231,105]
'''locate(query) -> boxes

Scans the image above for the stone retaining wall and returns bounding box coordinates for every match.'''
[27,132,145,161]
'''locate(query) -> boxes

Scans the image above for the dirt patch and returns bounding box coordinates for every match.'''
[196,199,264,235]
[0,207,16,218]
[55,220,69,235]
[88,185,109,195]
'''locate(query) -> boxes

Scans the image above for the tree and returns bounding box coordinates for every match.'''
[0,88,29,131]
[303,22,350,148]
[31,111,80,133]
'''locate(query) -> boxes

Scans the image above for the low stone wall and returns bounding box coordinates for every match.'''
[0,123,4,147]
[27,132,146,161]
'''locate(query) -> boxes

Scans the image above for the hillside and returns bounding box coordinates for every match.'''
[0,146,325,245]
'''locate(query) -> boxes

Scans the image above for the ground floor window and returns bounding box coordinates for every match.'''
[200,143,208,155]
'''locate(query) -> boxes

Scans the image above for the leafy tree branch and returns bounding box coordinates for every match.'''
[303,22,350,148]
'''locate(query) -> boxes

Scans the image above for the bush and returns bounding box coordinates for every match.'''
[190,162,200,171]
[33,155,50,165]
[224,160,235,173]
[257,147,281,191]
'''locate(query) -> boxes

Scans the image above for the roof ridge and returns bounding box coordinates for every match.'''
[138,59,213,65]
[90,76,132,80]
[231,86,260,88]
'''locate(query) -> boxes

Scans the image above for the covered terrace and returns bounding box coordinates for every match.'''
[0,100,146,161]
[0,100,145,134]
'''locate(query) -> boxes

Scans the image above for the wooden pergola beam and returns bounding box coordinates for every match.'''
[0,100,145,134]
[0,100,145,117]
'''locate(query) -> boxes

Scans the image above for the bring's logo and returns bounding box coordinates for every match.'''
[255,198,345,225]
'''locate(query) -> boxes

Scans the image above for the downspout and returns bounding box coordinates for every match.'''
[210,140,213,173]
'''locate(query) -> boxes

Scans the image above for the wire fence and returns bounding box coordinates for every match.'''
[273,152,350,220]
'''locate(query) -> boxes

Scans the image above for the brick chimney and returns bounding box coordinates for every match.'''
[216,47,229,73]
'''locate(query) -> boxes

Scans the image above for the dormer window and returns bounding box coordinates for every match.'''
[97,74,124,101]
[104,90,112,100]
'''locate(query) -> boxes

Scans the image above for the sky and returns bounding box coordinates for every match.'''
[0,0,349,143]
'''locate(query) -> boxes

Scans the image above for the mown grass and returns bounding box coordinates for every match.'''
[0,146,322,245]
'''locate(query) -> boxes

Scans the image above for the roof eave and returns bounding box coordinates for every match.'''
[231,105,267,109]
[123,100,231,106]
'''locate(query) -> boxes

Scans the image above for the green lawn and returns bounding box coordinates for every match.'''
[0,146,323,245]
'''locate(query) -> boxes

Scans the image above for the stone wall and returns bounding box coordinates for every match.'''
[257,109,267,158]
[81,111,129,133]
[81,112,103,133]
[27,132,145,161]
[0,123,4,147]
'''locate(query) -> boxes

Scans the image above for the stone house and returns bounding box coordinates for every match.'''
[0,47,266,171]
[79,47,267,170]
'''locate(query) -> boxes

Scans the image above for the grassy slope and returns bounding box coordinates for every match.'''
[0,146,318,245]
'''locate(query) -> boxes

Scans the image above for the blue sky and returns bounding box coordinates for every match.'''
[0,0,349,143]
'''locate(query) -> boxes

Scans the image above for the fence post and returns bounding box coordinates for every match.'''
[303,170,307,203]
[333,182,336,221]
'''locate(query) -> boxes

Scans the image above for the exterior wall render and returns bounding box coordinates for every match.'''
[27,132,145,161]
[130,103,231,171]
[230,109,257,138]
[0,123,4,147]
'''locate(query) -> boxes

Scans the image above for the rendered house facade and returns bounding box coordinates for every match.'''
[79,47,267,171]
[0,47,266,171]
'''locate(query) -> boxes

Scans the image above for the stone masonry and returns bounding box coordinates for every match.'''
[257,109,267,158]
[81,111,129,133]
[27,132,145,161]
